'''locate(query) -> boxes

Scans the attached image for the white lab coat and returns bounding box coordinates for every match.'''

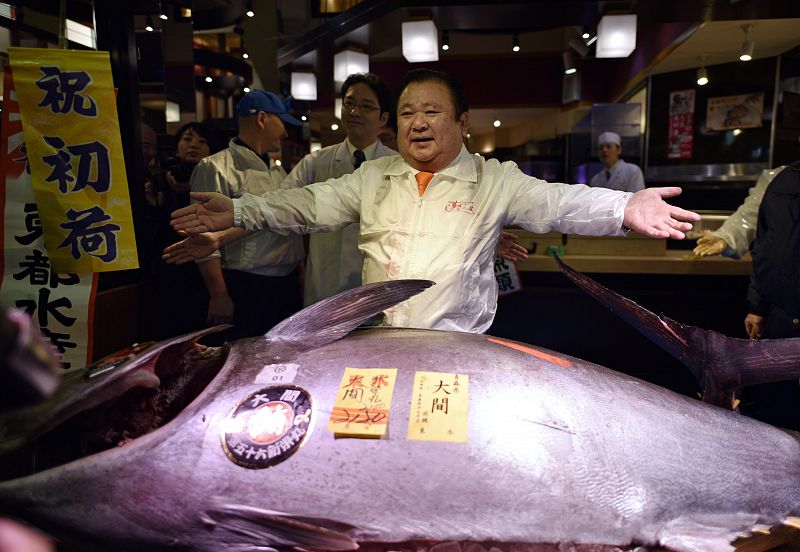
[284,139,396,305]
[191,140,304,275]
[711,166,784,259]
[235,146,630,333]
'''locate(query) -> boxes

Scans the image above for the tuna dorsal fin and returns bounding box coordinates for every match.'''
[265,280,434,348]
[201,503,359,550]
[555,255,800,408]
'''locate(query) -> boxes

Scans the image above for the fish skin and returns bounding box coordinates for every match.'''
[0,279,798,551]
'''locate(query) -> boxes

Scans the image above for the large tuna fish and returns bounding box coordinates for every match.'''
[1,271,799,552]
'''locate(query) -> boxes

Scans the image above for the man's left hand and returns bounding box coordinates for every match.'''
[171,192,234,233]
[622,187,700,239]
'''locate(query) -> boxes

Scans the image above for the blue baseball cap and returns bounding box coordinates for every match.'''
[236,89,303,126]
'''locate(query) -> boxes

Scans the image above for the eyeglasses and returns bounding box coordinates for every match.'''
[343,99,380,113]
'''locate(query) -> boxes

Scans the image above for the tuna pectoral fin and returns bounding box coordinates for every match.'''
[555,256,800,406]
[266,280,434,348]
[202,504,358,550]
[655,514,765,552]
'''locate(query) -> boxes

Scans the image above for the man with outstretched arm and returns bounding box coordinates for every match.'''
[169,69,699,334]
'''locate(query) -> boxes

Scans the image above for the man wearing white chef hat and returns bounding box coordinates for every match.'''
[589,131,644,193]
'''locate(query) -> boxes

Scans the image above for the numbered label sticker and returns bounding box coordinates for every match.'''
[255,363,299,385]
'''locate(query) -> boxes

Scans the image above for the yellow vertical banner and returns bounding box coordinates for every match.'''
[9,47,138,273]
[407,371,469,443]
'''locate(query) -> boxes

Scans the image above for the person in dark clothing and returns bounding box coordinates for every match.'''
[743,160,800,430]
[143,122,224,340]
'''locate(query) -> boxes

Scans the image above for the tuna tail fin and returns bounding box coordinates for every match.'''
[555,255,800,408]
[265,280,434,348]
[201,503,359,550]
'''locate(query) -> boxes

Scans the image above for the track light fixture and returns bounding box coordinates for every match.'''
[246,1,255,17]
[696,66,708,86]
[696,55,709,85]
[563,51,577,75]
[145,15,154,32]
[159,1,168,20]
[442,30,449,51]
[512,33,520,52]
[739,24,754,61]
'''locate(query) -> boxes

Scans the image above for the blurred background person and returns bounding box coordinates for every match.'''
[693,165,784,258]
[589,131,644,193]
[192,89,305,340]
[143,122,223,339]
[284,73,396,306]
[742,161,800,430]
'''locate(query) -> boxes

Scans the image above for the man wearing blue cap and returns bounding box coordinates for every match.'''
[191,89,305,340]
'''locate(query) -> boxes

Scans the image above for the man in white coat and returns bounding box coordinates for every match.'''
[168,69,699,334]
[191,90,305,340]
[284,73,397,305]
[693,165,784,259]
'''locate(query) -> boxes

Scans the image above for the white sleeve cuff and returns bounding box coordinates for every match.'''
[233,198,244,228]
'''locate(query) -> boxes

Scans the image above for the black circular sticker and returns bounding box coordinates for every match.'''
[221,385,313,469]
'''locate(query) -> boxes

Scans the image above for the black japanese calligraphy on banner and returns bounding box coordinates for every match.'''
[9,47,137,273]
[494,257,522,296]
[0,67,97,371]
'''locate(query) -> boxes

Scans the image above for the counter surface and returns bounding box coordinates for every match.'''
[518,250,752,275]
[507,231,751,275]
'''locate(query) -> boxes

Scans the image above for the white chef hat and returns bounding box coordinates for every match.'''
[598,131,621,146]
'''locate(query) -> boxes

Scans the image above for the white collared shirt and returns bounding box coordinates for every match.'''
[282,139,397,305]
[191,139,304,276]
[588,159,644,193]
[345,138,379,162]
[235,145,630,333]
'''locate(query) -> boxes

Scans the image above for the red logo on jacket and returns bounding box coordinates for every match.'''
[445,200,478,215]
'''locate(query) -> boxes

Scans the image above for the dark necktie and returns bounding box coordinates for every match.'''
[353,150,366,169]
[605,170,611,182]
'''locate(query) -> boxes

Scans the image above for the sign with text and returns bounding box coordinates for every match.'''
[707,92,764,131]
[407,371,468,443]
[668,89,694,160]
[0,68,97,369]
[328,368,398,438]
[9,47,137,272]
[495,257,522,296]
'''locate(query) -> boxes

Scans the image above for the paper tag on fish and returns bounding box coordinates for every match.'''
[255,363,299,385]
[407,372,468,443]
[328,368,398,438]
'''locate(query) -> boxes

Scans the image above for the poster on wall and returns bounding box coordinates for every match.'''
[707,92,764,131]
[667,89,695,160]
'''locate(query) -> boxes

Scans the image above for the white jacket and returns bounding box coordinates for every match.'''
[283,139,396,305]
[191,140,304,276]
[711,166,784,259]
[235,146,630,333]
